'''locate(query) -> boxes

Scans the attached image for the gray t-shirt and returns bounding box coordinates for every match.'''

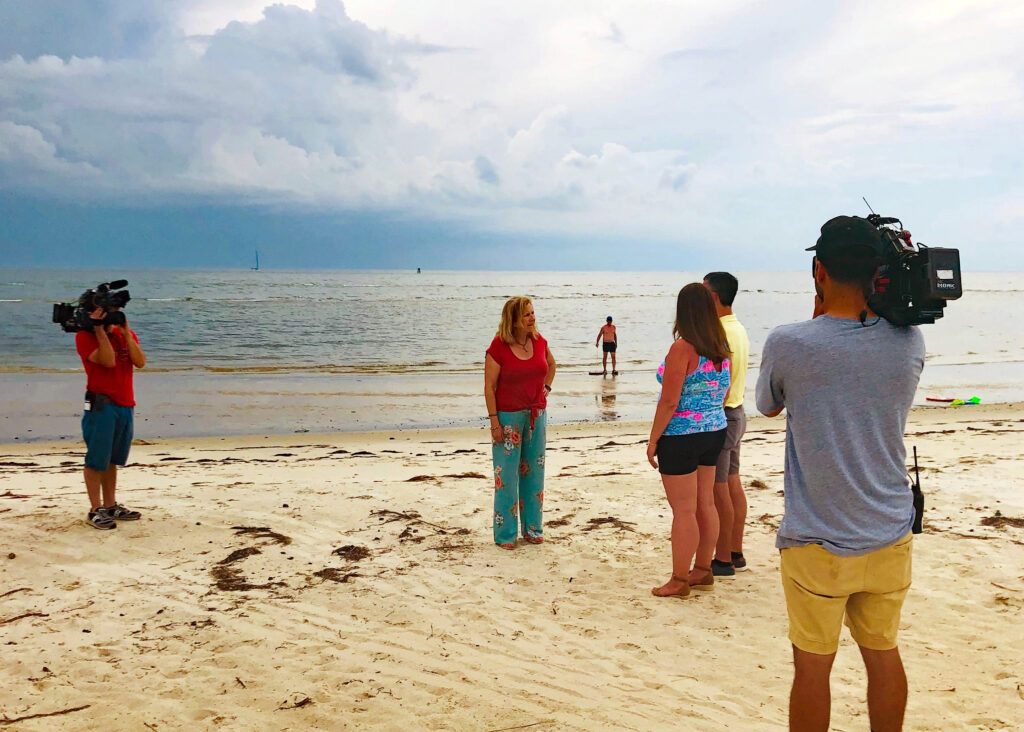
[756,315,925,556]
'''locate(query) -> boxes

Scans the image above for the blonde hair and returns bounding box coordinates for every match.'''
[496,296,538,344]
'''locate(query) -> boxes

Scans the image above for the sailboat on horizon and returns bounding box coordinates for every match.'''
[251,249,260,271]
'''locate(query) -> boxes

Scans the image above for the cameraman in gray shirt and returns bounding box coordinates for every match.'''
[757,216,925,732]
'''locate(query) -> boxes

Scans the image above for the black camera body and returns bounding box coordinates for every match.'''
[866,214,961,326]
[52,280,131,333]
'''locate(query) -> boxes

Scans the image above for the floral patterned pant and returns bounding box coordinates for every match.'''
[491,409,546,544]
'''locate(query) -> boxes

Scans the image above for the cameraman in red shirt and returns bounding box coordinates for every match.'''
[75,306,146,530]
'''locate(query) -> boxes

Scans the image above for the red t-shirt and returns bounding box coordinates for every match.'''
[486,334,549,415]
[75,328,139,407]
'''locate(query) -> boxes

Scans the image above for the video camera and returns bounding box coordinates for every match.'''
[864,205,962,326]
[52,279,132,333]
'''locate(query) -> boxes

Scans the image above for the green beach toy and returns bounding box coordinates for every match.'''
[950,396,981,406]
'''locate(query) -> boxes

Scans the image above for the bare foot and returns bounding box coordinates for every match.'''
[652,575,690,597]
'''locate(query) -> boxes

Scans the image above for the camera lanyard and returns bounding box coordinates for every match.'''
[858,309,882,328]
[858,281,882,328]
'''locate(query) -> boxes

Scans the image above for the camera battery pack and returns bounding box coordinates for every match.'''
[925,248,962,300]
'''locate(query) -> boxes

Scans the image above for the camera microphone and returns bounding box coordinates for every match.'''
[109,279,128,289]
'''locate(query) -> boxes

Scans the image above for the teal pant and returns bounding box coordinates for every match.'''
[491,409,546,544]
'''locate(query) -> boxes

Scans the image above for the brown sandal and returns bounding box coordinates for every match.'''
[690,565,714,590]
[497,542,516,550]
[652,575,691,598]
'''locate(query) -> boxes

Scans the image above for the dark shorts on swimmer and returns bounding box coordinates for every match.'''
[656,429,727,476]
[603,342,617,353]
[82,399,134,471]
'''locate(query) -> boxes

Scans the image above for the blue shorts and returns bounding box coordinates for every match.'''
[82,403,134,471]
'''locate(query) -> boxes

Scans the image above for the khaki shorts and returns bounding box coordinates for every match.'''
[714,405,746,483]
[780,532,913,655]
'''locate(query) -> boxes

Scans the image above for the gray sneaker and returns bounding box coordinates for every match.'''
[102,504,141,521]
[87,510,116,530]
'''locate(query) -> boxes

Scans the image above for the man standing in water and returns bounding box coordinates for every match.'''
[757,216,924,732]
[703,272,750,576]
[595,316,618,375]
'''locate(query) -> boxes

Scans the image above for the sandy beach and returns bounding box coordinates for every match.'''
[1,404,1023,730]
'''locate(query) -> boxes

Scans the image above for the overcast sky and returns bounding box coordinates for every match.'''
[0,0,1021,269]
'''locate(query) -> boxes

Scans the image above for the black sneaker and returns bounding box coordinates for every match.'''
[731,552,748,571]
[87,510,116,530]
[711,558,735,576]
[103,504,141,521]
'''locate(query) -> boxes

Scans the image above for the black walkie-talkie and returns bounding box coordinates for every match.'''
[911,446,924,534]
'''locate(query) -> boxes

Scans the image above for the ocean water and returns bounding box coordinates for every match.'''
[0,268,1020,441]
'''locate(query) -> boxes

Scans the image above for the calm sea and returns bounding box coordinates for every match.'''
[1,268,1020,441]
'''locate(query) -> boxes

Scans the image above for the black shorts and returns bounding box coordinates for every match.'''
[603,342,617,353]
[656,429,727,475]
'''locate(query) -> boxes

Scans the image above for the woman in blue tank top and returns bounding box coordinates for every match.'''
[647,283,730,598]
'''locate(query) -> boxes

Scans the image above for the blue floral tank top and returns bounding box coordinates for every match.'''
[656,355,730,435]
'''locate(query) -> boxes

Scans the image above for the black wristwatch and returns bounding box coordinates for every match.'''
[543,384,552,392]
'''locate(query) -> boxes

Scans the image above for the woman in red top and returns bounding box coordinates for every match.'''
[484,297,557,549]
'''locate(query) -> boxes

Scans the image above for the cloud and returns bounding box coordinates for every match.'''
[0,121,101,185]
[660,48,730,63]
[203,1,408,82]
[0,0,1022,266]
[474,155,500,185]
[0,3,702,227]
[989,189,1024,223]
[0,0,178,60]
[0,1,418,204]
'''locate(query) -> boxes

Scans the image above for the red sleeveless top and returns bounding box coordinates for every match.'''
[486,334,548,424]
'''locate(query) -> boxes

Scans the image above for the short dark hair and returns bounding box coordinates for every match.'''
[703,272,739,306]
[817,250,878,288]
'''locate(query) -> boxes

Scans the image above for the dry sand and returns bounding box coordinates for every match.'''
[1,404,1023,730]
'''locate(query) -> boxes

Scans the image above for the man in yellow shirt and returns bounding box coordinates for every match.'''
[704,272,750,575]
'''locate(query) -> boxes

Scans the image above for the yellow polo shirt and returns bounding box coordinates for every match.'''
[721,314,749,408]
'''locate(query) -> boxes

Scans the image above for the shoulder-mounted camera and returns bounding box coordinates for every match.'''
[52,279,131,333]
[865,212,961,326]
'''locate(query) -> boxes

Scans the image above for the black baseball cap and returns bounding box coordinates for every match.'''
[806,215,885,260]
